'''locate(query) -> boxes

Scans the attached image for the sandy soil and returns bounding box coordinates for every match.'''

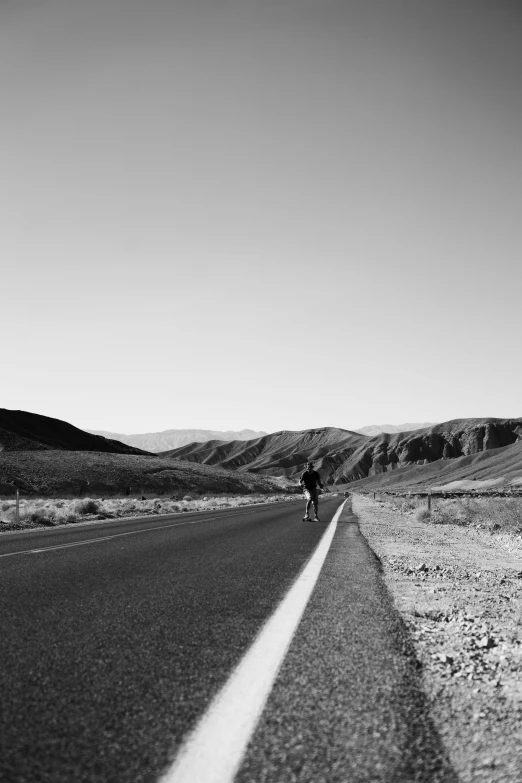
[352,494,522,783]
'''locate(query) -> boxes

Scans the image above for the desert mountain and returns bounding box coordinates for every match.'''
[163,418,522,486]
[345,439,522,492]
[162,427,369,478]
[355,422,436,436]
[88,428,268,453]
[0,409,149,455]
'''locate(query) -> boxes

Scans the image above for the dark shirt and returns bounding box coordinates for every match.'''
[300,469,323,491]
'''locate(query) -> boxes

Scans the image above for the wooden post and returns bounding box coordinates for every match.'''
[16,488,20,526]
[427,488,432,511]
[373,491,376,500]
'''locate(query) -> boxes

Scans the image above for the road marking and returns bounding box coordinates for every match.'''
[159,500,347,783]
[0,505,295,558]
[0,498,302,540]
[0,520,201,557]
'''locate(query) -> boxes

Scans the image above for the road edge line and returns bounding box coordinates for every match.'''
[159,499,348,783]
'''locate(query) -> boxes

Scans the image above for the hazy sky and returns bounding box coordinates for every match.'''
[2,0,521,433]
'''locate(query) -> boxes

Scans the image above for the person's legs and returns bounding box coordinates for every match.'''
[303,490,312,519]
[312,489,319,519]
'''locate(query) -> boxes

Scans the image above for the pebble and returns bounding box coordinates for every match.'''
[477,636,496,649]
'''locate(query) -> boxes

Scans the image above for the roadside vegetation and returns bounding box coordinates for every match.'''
[0,494,299,532]
[371,492,522,536]
[428,497,522,534]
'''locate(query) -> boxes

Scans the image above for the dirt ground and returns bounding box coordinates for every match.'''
[352,494,522,783]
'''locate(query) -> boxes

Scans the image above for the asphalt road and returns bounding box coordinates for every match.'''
[0,497,456,783]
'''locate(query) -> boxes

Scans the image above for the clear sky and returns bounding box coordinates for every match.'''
[2,0,521,434]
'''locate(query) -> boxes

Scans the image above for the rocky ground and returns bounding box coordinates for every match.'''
[352,494,522,783]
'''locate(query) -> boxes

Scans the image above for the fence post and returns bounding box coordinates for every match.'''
[373,491,376,500]
[16,488,20,525]
[427,488,432,511]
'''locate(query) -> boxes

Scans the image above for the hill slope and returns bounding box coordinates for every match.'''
[0,409,149,455]
[163,418,522,486]
[88,428,267,453]
[162,427,370,477]
[345,439,522,492]
[0,451,289,497]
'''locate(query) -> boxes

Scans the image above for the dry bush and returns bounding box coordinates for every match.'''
[430,500,460,525]
[393,496,420,513]
[429,499,477,526]
[431,498,522,534]
[119,500,136,514]
[8,504,57,526]
[414,507,431,523]
[75,498,100,515]
[480,498,522,534]
[54,509,79,524]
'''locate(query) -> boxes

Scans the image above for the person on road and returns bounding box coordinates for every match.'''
[300,461,325,522]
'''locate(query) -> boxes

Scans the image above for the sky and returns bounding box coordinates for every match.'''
[2,0,521,434]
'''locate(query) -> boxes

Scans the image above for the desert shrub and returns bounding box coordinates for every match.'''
[55,510,79,524]
[75,498,100,515]
[25,507,56,526]
[431,501,459,525]
[120,500,136,514]
[183,494,193,502]
[429,498,522,534]
[480,498,522,534]
[1,501,11,511]
[414,507,431,523]
[398,497,419,513]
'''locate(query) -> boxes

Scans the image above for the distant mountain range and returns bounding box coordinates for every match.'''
[88,424,431,452]
[355,423,436,436]
[88,429,268,453]
[1,409,521,494]
[162,419,522,486]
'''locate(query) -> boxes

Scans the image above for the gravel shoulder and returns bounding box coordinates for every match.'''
[352,494,522,783]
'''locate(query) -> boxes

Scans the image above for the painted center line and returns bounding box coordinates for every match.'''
[0,520,198,557]
[0,505,291,558]
[159,499,347,783]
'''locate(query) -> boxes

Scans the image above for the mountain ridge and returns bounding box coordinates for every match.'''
[162,418,522,486]
[355,422,436,436]
[87,428,268,453]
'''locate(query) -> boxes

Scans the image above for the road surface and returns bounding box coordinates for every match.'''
[0,497,456,782]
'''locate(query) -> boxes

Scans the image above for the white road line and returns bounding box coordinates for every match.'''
[0,499,301,540]
[0,505,291,558]
[0,520,199,557]
[159,500,347,783]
